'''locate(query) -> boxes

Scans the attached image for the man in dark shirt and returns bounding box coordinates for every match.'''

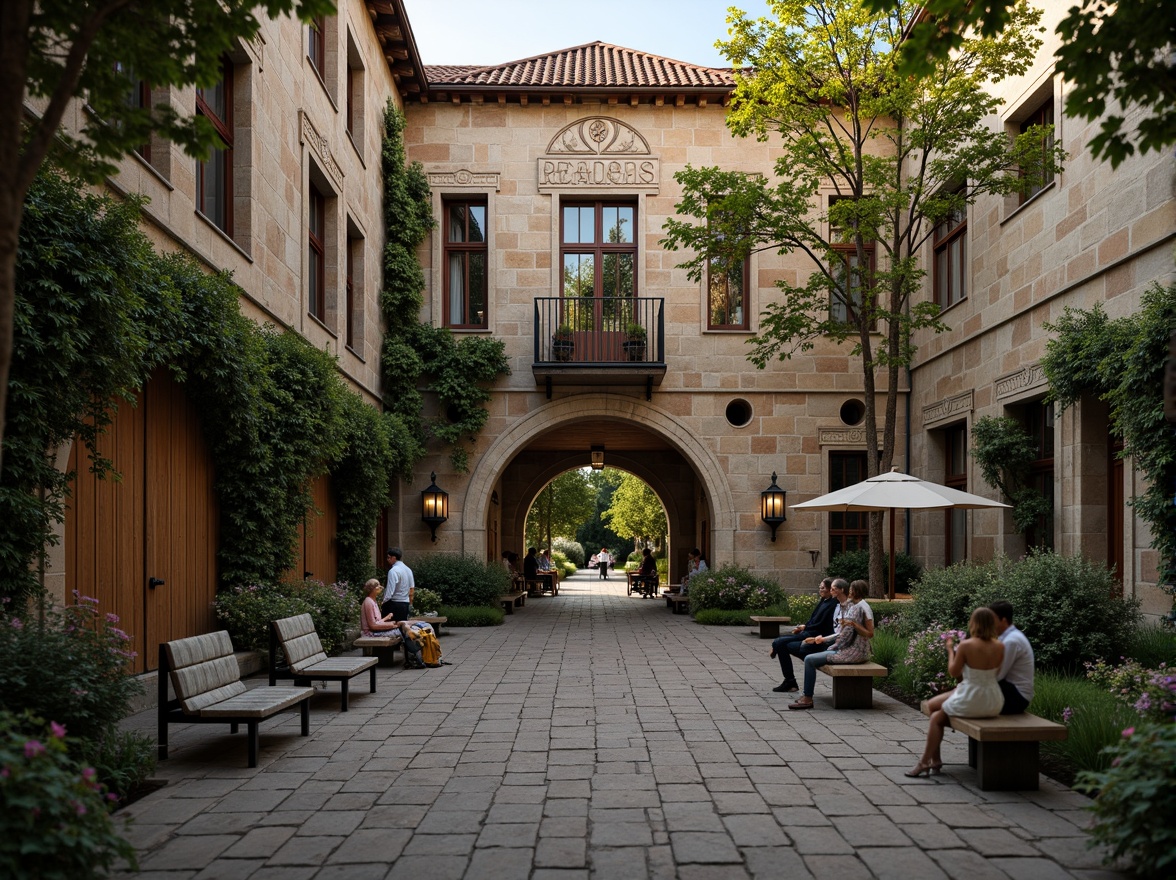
[768,577,838,693]
[523,547,540,580]
[637,546,658,598]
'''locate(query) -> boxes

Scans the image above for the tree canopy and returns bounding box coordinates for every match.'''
[602,473,667,547]
[663,0,1058,595]
[525,469,597,549]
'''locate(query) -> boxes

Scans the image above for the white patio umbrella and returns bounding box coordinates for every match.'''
[792,467,1010,600]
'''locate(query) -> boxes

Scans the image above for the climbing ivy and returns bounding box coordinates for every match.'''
[1041,281,1176,599]
[970,416,1053,538]
[379,104,509,474]
[333,393,394,589]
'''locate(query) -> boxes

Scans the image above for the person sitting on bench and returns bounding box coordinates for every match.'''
[636,546,658,598]
[361,579,411,639]
[768,577,836,693]
[990,599,1035,715]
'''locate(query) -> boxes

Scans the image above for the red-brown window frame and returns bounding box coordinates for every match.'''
[345,239,356,350]
[830,243,875,328]
[195,56,233,237]
[443,198,489,329]
[944,424,968,565]
[707,255,749,330]
[308,187,326,321]
[309,17,326,78]
[828,451,870,556]
[559,200,638,301]
[1019,96,1055,204]
[933,204,967,310]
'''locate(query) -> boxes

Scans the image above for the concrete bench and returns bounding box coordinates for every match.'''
[817,661,888,709]
[353,633,407,667]
[500,590,527,614]
[409,616,447,636]
[158,631,313,767]
[920,703,1067,791]
[269,614,378,712]
[664,593,690,614]
[749,615,792,639]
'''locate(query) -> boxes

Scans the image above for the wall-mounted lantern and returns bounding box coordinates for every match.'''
[760,472,787,542]
[420,472,448,542]
[590,445,605,470]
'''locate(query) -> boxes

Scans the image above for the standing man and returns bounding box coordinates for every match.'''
[768,577,838,693]
[597,547,611,580]
[989,599,1035,714]
[381,548,415,621]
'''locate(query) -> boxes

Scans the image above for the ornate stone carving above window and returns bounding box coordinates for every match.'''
[538,116,659,192]
[818,427,885,447]
[299,111,343,191]
[922,390,974,429]
[995,364,1047,401]
[427,169,500,189]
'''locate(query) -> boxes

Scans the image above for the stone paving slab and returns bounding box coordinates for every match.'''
[118,570,1127,878]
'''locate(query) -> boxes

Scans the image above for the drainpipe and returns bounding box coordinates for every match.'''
[905,364,912,555]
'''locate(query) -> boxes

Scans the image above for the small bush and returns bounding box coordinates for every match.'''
[786,593,818,623]
[411,588,442,615]
[553,538,584,568]
[0,710,137,879]
[1085,657,1176,723]
[438,605,504,626]
[1077,720,1176,877]
[907,550,1139,671]
[1033,671,1136,775]
[694,604,789,626]
[901,624,968,700]
[1125,624,1176,668]
[828,549,921,595]
[214,579,356,656]
[413,554,510,607]
[869,629,904,674]
[688,565,783,613]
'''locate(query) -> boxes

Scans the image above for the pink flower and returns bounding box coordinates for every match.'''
[24,740,45,758]
[105,612,120,624]
[50,722,67,739]
[81,767,97,781]
[1122,727,1135,738]
[73,801,87,816]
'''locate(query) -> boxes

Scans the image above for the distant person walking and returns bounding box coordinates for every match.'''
[597,547,611,580]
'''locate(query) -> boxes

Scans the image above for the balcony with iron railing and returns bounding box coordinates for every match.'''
[532,296,666,399]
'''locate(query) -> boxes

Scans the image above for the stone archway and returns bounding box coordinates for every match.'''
[459,396,735,575]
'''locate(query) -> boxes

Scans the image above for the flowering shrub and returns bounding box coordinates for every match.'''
[214,579,357,656]
[411,588,442,615]
[687,565,783,613]
[903,624,967,700]
[1085,658,1176,723]
[0,710,136,878]
[1077,720,1176,877]
[787,593,818,623]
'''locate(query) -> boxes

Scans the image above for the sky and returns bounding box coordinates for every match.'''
[404,0,774,68]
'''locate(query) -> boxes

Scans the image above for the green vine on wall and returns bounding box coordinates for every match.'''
[379,104,509,474]
[1040,281,1176,600]
[970,416,1053,538]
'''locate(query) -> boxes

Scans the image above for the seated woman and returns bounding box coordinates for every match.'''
[906,606,1005,777]
[788,579,872,710]
[538,548,560,587]
[360,579,411,639]
[679,548,707,595]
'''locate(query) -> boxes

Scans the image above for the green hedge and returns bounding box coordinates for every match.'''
[688,564,783,613]
[438,605,504,626]
[694,604,789,626]
[827,549,921,595]
[214,580,357,656]
[413,554,510,607]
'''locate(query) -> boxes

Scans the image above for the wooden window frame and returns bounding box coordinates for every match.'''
[1019,96,1055,204]
[195,56,233,236]
[309,17,326,79]
[933,204,967,309]
[443,198,489,329]
[707,255,749,330]
[308,187,326,322]
[559,199,638,303]
[828,451,870,556]
[829,243,875,328]
[944,424,968,565]
[345,239,357,350]
[1021,400,1055,550]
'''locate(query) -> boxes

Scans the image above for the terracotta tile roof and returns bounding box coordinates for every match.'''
[424,42,735,90]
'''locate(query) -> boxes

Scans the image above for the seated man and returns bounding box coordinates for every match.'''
[767,577,839,693]
[990,599,1035,714]
[636,547,659,598]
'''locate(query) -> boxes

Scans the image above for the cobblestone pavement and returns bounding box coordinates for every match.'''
[117,570,1126,879]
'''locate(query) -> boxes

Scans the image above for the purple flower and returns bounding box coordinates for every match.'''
[1062,707,1073,724]
[105,612,120,624]
[50,722,67,739]
[24,740,45,758]
[1122,726,1135,738]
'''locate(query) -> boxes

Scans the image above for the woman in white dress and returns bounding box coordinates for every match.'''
[906,606,1004,777]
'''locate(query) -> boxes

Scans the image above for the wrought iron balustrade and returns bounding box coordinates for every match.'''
[533,296,664,365]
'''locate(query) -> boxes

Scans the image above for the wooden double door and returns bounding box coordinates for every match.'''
[66,371,218,674]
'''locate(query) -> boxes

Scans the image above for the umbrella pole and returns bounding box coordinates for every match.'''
[888,507,896,602]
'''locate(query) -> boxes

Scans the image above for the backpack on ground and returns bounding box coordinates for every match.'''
[407,624,442,667]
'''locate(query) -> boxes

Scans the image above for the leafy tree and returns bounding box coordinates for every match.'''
[525,469,597,550]
[576,469,625,553]
[969,416,1052,539]
[867,0,1176,168]
[0,0,334,474]
[663,0,1057,596]
[602,473,667,549]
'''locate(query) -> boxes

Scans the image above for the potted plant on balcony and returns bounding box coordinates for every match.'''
[623,321,647,362]
[552,324,575,362]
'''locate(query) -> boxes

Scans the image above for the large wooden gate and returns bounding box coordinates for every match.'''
[66,371,218,673]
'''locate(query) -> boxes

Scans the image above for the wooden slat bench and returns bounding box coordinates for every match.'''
[817,661,888,709]
[663,593,690,614]
[749,615,791,639]
[920,702,1067,791]
[158,631,313,768]
[500,590,527,614]
[270,614,378,711]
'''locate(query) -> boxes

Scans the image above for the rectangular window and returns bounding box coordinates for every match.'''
[1019,96,1055,204]
[830,244,874,325]
[114,62,151,162]
[309,187,326,321]
[1020,400,1055,550]
[944,424,968,565]
[933,203,967,309]
[196,57,233,235]
[560,201,636,332]
[829,451,869,556]
[309,17,326,78]
[345,239,356,350]
[444,199,488,329]
[707,255,748,329]
[345,33,364,142]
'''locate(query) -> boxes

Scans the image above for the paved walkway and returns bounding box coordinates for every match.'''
[118,570,1124,879]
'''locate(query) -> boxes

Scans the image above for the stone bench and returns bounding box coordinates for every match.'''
[817,661,888,709]
[269,614,378,712]
[500,590,527,614]
[663,593,690,614]
[353,633,407,667]
[158,631,313,767]
[409,616,447,636]
[749,615,792,639]
[920,702,1067,791]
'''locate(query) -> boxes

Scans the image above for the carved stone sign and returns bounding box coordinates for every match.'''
[538,116,659,192]
[922,390,974,428]
[818,427,885,447]
[427,169,501,189]
[299,111,343,191]
[995,364,1047,400]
